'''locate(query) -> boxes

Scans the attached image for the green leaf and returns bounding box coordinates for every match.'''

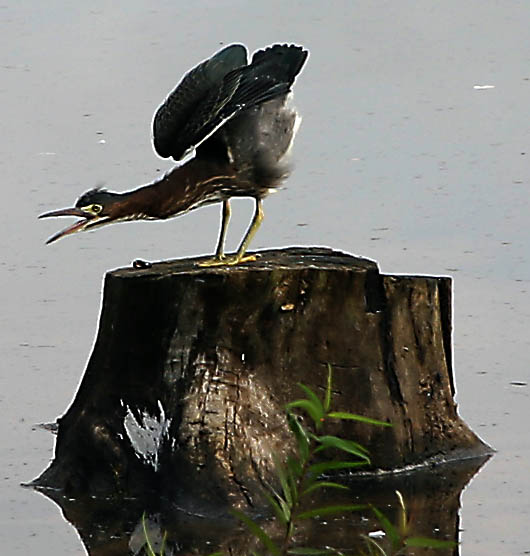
[274,458,293,507]
[405,536,457,548]
[232,510,281,556]
[141,512,157,556]
[370,505,401,549]
[360,535,387,556]
[308,460,368,475]
[297,504,366,519]
[263,492,290,524]
[298,383,325,414]
[315,435,371,462]
[286,455,303,483]
[287,413,310,460]
[285,457,300,500]
[267,481,292,524]
[301,481,349,497]
[276,492,292,523]
[324,364,333,412]
[395,490,407,536]
[287,399,323,428]
[327,412,392,427]
[160,530,167,556]
[317,435,370,454]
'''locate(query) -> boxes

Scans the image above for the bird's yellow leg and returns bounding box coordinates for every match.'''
[199,199,263,267]
[231,198,263,263]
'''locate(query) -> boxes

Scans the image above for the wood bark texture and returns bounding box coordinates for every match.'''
[36,247,490,509]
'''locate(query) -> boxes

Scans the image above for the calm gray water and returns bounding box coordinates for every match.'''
[2,1,529,554]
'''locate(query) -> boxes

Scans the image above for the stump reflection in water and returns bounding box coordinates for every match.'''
[36,455,488,555]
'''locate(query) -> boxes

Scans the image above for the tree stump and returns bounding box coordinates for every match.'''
[35,247,490,509]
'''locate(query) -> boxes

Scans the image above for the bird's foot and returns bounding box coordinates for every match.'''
[198,253,259,267]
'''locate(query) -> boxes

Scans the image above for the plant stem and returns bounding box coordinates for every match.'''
[279,442,316,554]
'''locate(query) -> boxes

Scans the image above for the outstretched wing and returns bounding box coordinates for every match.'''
[153,43,309,163]
[152,44,248,160]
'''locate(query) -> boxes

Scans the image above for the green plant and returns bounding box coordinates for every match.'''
[234,364,391,555]
[141,511,167,556]
[360,491,456,555]
[141,365,456,556]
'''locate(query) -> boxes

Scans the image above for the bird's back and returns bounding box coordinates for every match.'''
[211,96,301,197]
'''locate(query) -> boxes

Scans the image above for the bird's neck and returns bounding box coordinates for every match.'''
[121,156,237,219]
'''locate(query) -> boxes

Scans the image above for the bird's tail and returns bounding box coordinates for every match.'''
[250,44,308,86]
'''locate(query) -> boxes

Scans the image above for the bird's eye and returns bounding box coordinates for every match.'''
[84,204,103,215]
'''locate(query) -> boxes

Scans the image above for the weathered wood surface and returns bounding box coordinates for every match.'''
[36,247,490,508]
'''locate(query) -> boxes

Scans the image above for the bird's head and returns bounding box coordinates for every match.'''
[39,188,124,244]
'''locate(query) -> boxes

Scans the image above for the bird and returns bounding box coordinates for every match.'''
[39,43,308,266]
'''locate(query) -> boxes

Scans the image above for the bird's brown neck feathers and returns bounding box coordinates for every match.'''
[116,156,238,221]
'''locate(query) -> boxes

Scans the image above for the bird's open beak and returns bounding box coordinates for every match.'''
[39,207,108,244]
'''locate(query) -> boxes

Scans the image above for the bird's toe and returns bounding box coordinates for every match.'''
[198,253,258,267]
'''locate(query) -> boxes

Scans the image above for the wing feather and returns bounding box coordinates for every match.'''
[153,44,247,159]
[153,43,308,162]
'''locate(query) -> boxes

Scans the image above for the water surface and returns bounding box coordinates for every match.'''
[2,1,529,554]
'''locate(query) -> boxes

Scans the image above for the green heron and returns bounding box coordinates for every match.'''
[40,43,308,266]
